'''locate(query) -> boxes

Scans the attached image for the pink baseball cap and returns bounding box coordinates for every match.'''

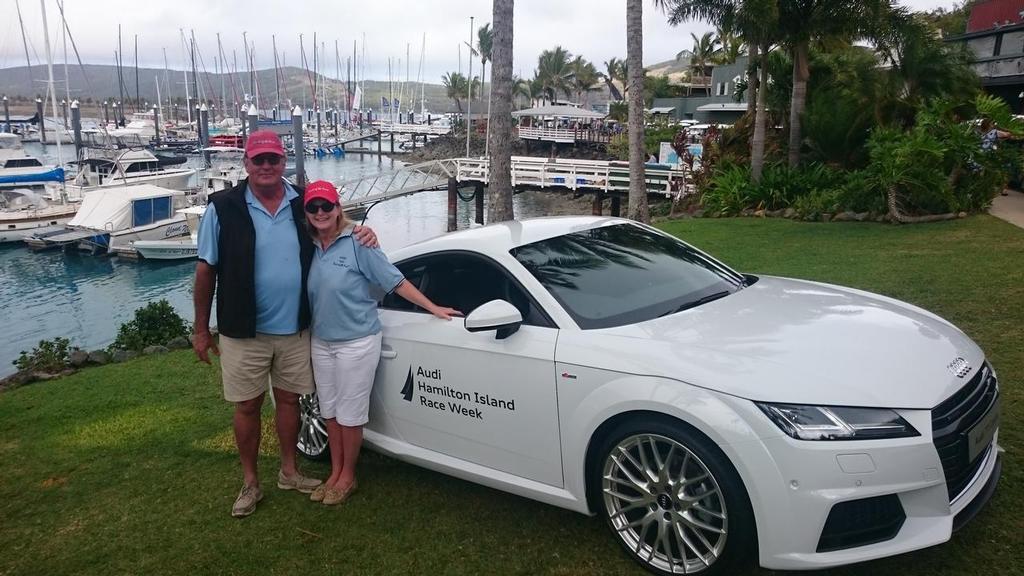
[304,180,339,206]
[245,130,285,158]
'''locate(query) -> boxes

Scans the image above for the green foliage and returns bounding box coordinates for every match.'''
[702,161,844,215]
[13,337,72,373]
[112,300,188,352]
[607,133,629,161]
[702,163,754,215]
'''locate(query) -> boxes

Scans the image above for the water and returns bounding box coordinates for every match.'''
[0,143,586,375]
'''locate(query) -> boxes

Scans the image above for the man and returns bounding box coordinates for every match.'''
[192,130,376,517]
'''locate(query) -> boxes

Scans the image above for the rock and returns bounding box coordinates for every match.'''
[692,209,705,218]
[143,345,169,355]
[832,211,855,222]
[167,336,190,350]
[0,371,33,390]
[69,349,90,367]
[783,208,797,219]
[754,209,766,218]
[875,214,889,223]
[820,213,833,223]
[958,211,968,218]
[88,350,110,365]
[854,212,870,222]
[739,208,754,217]
[111,349,139,363]
[766,209,785,218]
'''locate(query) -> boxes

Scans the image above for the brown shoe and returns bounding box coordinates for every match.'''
[309,484,328,502]
[231,484,263,518]
[277,470,322,494]
[322,480,358,506]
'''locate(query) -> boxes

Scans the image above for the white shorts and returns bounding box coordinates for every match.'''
[310,332,383,426]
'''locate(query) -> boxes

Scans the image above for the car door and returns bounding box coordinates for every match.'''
[375,251,563,487]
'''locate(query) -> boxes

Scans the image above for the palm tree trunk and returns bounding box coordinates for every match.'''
[487,0,514,223]
[746,43,759,118]
[626,0,648,223]
[787,41,809,168]
[751,43,769,183]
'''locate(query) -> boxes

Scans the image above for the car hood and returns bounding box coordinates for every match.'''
[556,276,984,409]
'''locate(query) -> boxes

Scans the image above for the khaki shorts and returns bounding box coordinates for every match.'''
[219,331,315,402]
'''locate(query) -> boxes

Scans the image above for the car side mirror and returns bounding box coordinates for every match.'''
[464,299,523,340]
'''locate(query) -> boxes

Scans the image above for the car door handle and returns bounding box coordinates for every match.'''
[380,346,398,359]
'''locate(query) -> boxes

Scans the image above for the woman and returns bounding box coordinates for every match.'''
[303,180,460,505]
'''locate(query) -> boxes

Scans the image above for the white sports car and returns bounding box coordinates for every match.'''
[297,216,1001,575]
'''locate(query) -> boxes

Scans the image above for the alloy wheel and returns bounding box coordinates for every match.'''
[602,433,728,574]
[297,393,328,459]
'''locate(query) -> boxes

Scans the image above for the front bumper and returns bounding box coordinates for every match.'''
[719,397,1002,571]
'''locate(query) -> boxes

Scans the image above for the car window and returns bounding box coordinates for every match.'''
[380,252,554,328]
[511,223,745,329]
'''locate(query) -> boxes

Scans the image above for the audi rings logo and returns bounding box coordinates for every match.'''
[947,357,971,379]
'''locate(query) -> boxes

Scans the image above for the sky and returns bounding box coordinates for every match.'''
[0,0,962,83]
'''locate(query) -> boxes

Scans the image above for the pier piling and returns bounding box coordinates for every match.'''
[200,104,210,148]
[247,104,258,140]
[292,106,306,187]
[610,195,621,217]
[474,183,484,225]
[152,105,161,147]
[2,96,9,133]
[592,190,604,216]
[35,98,46,144]
[70,100,82,158]
[447,178,458,232]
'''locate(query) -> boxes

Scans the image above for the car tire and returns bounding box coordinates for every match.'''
[594,416,756,576]
[297,392,329,461]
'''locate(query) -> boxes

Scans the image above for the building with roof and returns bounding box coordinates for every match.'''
[948,0,1024,111]
[649,57,750,124]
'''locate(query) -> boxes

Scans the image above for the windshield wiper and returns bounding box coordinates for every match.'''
[659,290,733,317]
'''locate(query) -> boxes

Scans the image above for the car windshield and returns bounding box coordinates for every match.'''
[510,223,746,329]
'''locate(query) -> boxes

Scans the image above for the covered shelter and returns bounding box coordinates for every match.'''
[512,105,609,144]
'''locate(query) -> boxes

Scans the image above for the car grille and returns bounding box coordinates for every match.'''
[931,363,999,502]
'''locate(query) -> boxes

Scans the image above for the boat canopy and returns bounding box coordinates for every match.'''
[0,167,65,185]
[511,105,606,119]
[68,184,185,231]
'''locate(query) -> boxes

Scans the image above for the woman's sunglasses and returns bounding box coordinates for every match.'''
[305,201,338,214]
[249,154,283,166]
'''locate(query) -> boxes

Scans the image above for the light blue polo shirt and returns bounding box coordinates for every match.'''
[307,225,405,342]
[196,182,303,335]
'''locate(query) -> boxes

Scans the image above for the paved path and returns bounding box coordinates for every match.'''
[991,189,1024,229]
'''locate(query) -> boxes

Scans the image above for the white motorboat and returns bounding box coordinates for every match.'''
[64,148,195,194]
[24,184,190,255]
[198,147,246,197]
[131,205,205,260]
[0,133,65,190]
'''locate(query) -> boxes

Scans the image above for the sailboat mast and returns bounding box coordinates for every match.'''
[419,33,426,118]
[39,0,62,163]
[190,31,199,110]
[134,34,140,113]
[15,1,33,90]
[62,8,70,125]
[163,47,173,122]
[117,25,126,120]
[273,35,281,119]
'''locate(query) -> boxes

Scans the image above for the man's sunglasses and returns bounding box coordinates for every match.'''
[249,154,283,166]
[305,201,338,214]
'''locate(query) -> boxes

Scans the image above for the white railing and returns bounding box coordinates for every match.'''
[516,127,611,144]
[377,122,451,135]
[336,159,458,208]
[456,156,691,198]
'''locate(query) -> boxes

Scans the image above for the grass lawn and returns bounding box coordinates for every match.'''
[0,216,1020,576]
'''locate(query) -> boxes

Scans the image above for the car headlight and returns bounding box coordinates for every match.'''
[756,402,920,441]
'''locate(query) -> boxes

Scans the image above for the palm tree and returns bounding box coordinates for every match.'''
[535,46,574,101]
[601,58,625,101]
[777,0,894,168]
[477,23,493,105]
[569,56,601,105]
[656,0,778,182]
[682,31,719,89]
[627,0,649,223]
[714,26,746,64]
[441,72,480,113]
[487,0,515,223]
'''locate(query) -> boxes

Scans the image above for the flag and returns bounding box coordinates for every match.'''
[382,96,390,109]
[393,98,400,109]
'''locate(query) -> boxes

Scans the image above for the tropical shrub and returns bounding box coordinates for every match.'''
[112,299,189,352]
[13,337,72,373]
[702,163,754,215]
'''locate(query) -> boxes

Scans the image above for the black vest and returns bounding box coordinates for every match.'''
[209,178,313,338]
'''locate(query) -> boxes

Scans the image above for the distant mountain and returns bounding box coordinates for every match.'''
[646,56,692,83]
[0,64,459,114]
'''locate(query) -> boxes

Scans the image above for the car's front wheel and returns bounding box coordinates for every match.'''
[297,393,329,460]
[596,418,755,575]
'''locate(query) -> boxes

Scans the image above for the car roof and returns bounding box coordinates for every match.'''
[389,215,634,261]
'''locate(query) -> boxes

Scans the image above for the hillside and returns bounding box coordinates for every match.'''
[0,64,458,114]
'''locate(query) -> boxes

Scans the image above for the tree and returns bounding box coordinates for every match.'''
[777,0,894,168]
[601,58,625,101]
[714,26,746,64]
[477,23,493,108]
[487,0,515,223]
[569,56,601,105]
[683,31,719,88]
[535,46,574,101]
[441,72,479,113]
[627,0,649,223]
